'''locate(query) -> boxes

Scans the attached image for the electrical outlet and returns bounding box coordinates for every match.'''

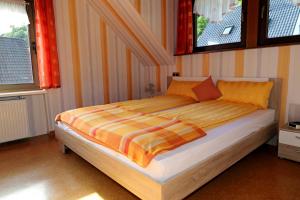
[172,72,180,77]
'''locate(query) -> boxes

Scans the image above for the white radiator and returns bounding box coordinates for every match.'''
[0,97,30,143]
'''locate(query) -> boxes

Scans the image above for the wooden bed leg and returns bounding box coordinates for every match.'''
[60,143,70,154]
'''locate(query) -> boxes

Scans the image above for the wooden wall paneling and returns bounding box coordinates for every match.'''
[141,65,148,99]
[256,48,263,77]
[220,51,235,77]
[166,0,176,64]
[147,66,153,97]
[176,57,182,75]
[107,25,120,103]
[140,65,149,98]
[125,0,137,100]
[209,52,221,76]
[89,0,156,67]
[68,0,83,108]
[141,0,151,31]
[126,48,133,100]
[277,46,291,126]
[288,46,300,104]
[244,49,259,77]
[87,5,104,105]
[287,47,297,123]
[128,0,135,6]
[161,0,167,49]
[152,65,160,92]
[174,0,179,54]
[166,0,176,81]
[148,66,156,92]
[182,56,192,76]
[107,0,173,65]
[156,65,162,92]
[140,0,162,93]
[134,0,141,14]
[99,18,110,104]
[116,37,129,101]
[191,54,203,77]
[202,54,210,76]
[148,0,163,94]
[160,65,168,93]
[235,50,245,77]
[139,64,148,98]
[76,0,93,107]
[260,47,279,78]
[131,53,142,99]
[151,0,162,44]
[53,0,76,110]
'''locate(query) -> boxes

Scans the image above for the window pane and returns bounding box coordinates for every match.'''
[267,0,300,38]
[0,10,34,85]
[195,0,243,47]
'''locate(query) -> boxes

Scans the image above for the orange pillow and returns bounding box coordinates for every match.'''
[192,76,222,102]
[167,80,202,100]
[217,80,274,109]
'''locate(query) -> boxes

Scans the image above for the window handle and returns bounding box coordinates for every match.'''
[31,42,37,54]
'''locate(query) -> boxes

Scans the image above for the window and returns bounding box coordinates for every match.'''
[259,0,300,46]
[193,0,247,52]
[222,26,234,35]
[0,0,38,92]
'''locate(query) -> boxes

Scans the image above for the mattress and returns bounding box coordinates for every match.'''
[57,109,275,183]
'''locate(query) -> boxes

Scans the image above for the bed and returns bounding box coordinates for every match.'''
[55,77,281,200]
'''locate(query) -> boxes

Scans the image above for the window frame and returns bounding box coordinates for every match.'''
[258,0,300,46]
[192,0,248,54]
[0,0,39,92]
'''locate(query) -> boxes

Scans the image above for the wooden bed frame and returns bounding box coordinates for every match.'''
[55,77,281,200]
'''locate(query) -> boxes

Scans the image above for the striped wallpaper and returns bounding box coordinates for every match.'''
[39,0,300,134]
[172,46,300,125]
[140,0,300,125]
[50,0,162,111]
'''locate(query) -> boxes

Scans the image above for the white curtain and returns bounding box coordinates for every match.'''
[193,0,237,23]
[290,0,300,5]
[0,0,29,34]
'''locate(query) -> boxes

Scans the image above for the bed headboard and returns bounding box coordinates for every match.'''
[167,76,282,122]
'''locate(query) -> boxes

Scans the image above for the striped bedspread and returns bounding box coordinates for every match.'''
[55,104,206,167]
[154,100,259,130]
[112,95,196,113]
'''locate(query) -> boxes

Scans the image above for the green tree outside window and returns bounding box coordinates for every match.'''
[196,16,208,38]
[1,26,29,46]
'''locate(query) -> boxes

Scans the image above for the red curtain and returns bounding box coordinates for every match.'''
[176,0,193,55]
[34,0,60,89]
